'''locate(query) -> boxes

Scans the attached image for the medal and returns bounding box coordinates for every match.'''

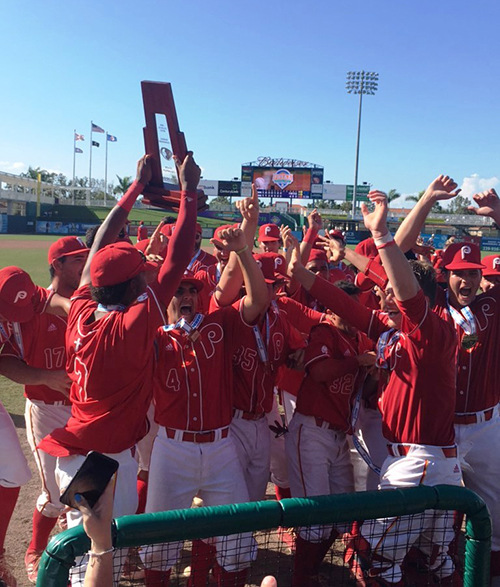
[461,333,478,350]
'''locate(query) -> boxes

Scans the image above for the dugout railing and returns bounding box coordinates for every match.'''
[36,484,491,586]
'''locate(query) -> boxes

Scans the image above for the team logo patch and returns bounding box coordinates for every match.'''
[454,464,460,474]
[47,323,57,332]
[321,345,329,354]
[272,169,294,190]
[461,245,471,259]
[13,290,28,304]
[494,257,500,270]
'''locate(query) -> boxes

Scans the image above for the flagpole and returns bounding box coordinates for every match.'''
[72,129,76,186]
[104,132,108,207]
[88,121,93,206]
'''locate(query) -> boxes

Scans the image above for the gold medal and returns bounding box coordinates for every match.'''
[461,333,478,350]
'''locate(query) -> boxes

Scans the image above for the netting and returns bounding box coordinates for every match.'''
[66,511,464,586]
[37,486,491,587]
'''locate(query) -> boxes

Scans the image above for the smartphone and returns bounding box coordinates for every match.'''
[60,451,119,509]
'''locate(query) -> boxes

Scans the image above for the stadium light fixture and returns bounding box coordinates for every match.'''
[346,70,379,217]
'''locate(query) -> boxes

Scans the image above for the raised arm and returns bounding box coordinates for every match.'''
[394,175,460,253]
[79,155,153,287]
[214,227,268,323]
[151,153,200,307]
[300,209,322,265]
[362,191,418,302]
[213,185,259,306]
[467,188,500,226]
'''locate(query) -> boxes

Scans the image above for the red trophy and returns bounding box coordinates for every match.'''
[141,81,208,211]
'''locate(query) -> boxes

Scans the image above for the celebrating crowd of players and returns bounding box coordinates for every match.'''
[1,153,500,587]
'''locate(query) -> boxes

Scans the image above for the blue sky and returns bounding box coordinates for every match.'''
[1,0,499,203]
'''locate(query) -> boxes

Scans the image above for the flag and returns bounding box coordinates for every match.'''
[75,133,85,141]
[75,147,83,153]
[107,134,117,142]
[92,141,100,147]
[91,123,105,133]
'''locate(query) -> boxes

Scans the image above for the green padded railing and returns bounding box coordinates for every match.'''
[36,484,491,587]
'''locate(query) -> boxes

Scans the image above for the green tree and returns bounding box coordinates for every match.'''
[114,175,133,196]
[387,189,401,206]
[446,195,471,214]
[405,190,443,213]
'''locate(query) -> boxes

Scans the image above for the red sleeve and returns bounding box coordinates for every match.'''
[150,190,197,305]
[302,227,319,245]
[309,275,387,341]
[277,297,323,333]
[284,321,306,352]
[305,324,359,378]
[364,256,388,289]
[32,286,51,314]
[397,289,431,335]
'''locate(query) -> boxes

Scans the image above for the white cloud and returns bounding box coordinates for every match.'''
[0,161,26,173]
[460,174,500,201]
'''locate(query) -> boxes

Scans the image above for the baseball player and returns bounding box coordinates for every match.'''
[480,253,500,292]
[258,223,282,253]
[289,190,461,586]
[0,266,69,586]
[144,226,268,587]
[137,221,149,242]
[285,279,375,587]
[0,237,88,583]
[395,181,500,585]
[37,153,200,585]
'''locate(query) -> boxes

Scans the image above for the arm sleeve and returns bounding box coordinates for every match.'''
[151,190,197,305]
[309,275,387,340]
[305,325,359,378]
[278,297,323,333]
[396,289,430,335]
[32,286,51,314]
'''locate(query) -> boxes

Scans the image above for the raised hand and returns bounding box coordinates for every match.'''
[210,227,246,252]
[307,209,323,232]
[280,225,293,249]
[423,175,461,201]
[174,151,201,192]
[316,233,345,262]
[288,238,303,276]
[145,220,166,256]
[136,154,153,185]
[468,189,500,220]
[361,191,389,239]
[236,184,260,223]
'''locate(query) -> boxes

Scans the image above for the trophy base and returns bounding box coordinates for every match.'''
[142,188,208,212]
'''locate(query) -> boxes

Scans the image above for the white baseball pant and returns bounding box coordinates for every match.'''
[143,427,256,573]
[285,412,355,541]
[25,399,71,516]
[231,413,270,501]
[353,403,386,491]
[268,389,296,489]
[455,405,500,552]
[0,400,31,488]
[55,448,138,587]
[365,443,463,583]
[135,403,159,472]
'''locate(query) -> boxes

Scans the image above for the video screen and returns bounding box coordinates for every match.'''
[242,166,313,198]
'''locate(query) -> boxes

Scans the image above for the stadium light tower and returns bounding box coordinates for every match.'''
[346,71,379,217]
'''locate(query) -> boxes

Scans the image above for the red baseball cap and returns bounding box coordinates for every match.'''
[329,229,345,242]
[160,224,174,237]
[179,270,204,292]
[355,237,378,259]
[213,224,238,241]
[307,249,328,264]
[481,254,500,277]
[90,242,158,287]
[0,266,36,323]
[258,224,281,242]
[48,236,89,265]
[254,253,288,283]
[443,242,485,271]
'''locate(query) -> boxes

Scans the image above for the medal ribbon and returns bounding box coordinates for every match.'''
[187,248,202,271]
[253,312,270,363]
[445,290,477,336]
[164,313,204,337]
[376,328,400,370]
[0,321,11,344]
[96,303,126,313]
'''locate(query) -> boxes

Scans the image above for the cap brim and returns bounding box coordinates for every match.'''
[259,236,280,242]
[444,262,485,271]
[179,277,204,292]
[0,298,35,323]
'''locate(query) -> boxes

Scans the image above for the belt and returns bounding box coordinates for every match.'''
[165,427,229,443]
[314,417,339,431]
[387,444,458,459]
[454,407,494,426]
[233,409,266,421]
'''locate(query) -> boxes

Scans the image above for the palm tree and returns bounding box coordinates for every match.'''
[387,189,401,205]
[114,175,133,196]
[405,190,443,213]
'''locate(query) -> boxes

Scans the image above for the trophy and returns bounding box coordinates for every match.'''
[141,81,208,211]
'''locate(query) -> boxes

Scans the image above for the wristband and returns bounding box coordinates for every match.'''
[235,245,249,256]
[373,233,393,247]
[88,546,114,558]
[376,240,397,251]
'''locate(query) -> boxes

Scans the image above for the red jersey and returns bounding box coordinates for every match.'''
[154,307,240,430]
[0,286,52,344]
[189,249,217,274]
[231,299,305,415]
[1,312,70,404]
[194,263,221,314]
[309,276,457,446]
[38,188,198,457]
[137,225,148,241]
[297,323,374,432]
[435,286,500,412]
[329,262,355,283]
[274,297,324,397]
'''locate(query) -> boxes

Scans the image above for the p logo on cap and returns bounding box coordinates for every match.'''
[0,266,36,323]
[443,242,485,271]
[13,291,28,304]
[494,258,500,268]
[461,245,471,259]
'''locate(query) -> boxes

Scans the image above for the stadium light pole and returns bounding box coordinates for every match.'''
[346,71,379,217]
